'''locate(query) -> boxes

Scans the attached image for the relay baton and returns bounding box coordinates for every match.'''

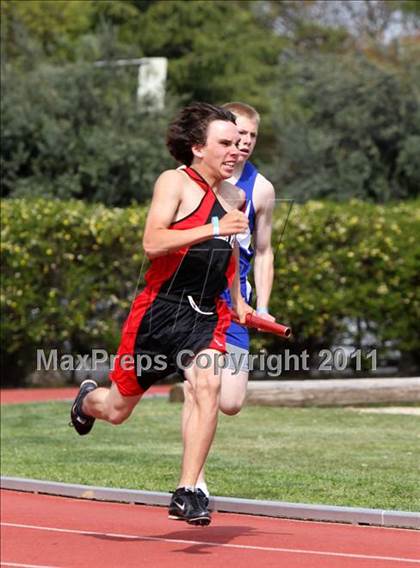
[231,312,292,339]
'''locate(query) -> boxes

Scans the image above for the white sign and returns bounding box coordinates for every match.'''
[137,57,168,111]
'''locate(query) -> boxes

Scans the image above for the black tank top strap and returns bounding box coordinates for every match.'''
[183,167,212,194]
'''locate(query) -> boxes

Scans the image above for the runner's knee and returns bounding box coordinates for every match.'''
[219,370,248,415]
[220,400,243,416]
[106,400,134,425]
[219,390,246,415]
[107,409,131,425]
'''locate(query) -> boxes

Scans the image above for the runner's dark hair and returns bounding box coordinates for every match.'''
[166,102,236,166]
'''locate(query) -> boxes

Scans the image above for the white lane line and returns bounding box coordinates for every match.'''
[1,563,62,568]
[2,522,420,564]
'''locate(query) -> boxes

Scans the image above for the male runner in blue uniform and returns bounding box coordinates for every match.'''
[182,102,276,502]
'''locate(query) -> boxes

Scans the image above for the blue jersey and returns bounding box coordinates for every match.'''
[221,161,258,350]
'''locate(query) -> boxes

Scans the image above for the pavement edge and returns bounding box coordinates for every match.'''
[1,476,419,530]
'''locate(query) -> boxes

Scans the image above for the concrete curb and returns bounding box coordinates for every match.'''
[2,476,419,530]
[171,378,420,407]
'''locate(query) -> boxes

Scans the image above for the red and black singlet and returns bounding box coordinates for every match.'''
[110,167,237,396]
[144,167,236,302]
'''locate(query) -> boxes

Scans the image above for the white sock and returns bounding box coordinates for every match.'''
[196,481,209,497]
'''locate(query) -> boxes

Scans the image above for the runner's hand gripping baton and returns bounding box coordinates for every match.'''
[231,312,292,339]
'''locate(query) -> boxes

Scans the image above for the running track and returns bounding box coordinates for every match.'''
[2,491,420,568]
[0,385,170,405]
[2,388,419,567]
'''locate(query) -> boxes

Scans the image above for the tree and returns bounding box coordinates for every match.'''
[269,49,420,202]
[1,0,143,66]
[1,0,94,64]
[256,1,419,49]
[135,0,284,112]
[1,62,177,205]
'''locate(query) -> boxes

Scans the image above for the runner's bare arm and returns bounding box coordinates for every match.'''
[143,171,248,259]
[253,176,275,312]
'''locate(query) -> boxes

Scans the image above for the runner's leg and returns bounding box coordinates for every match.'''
[82,382,142,425]
[178,349,221,487]
[219,366,248,415]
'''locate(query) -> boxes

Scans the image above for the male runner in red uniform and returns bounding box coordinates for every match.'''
[182,102,276,507]
[70,102,252,526]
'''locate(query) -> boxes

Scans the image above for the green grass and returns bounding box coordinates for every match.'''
[1,399,419,512]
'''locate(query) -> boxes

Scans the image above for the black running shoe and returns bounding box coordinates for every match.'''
[196,488,210,511]
[69,379,98,436]
[168,488,211,526]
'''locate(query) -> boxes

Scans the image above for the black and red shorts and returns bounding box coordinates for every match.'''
[110,288,231,397]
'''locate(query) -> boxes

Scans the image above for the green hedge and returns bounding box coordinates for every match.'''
[268,200,420,365]
[1,199,147,384]
[1,198,419,384]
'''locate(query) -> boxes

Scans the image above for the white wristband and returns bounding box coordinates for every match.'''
[211,216,220,236]
[257,307,269,315]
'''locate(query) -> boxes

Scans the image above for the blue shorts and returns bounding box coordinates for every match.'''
[225,320,250,351]
[222,281,252,351]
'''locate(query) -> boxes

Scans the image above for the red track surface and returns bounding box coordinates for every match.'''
[0,385,170,405]
[2,490,420,568]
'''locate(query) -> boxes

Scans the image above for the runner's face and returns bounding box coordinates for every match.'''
[234,115,259,163]
[197,120,240,179]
